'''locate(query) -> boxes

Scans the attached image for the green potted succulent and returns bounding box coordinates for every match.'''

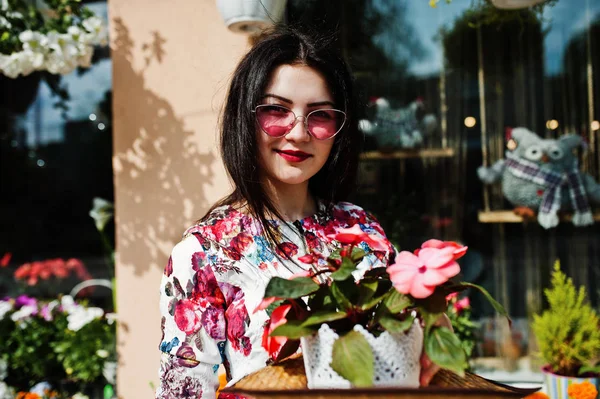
[531,262,600,399]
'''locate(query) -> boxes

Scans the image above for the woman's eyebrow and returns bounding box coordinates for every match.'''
[262,94,335,107]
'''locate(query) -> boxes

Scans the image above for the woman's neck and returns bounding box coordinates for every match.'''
[262,179,316,222]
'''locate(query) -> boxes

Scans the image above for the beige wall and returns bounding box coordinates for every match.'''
[109,1,249,397]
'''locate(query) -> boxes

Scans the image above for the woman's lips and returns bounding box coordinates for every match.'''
[275,150,312,163]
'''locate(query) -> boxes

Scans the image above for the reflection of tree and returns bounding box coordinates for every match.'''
[287,0,427,103]
[111,18,215,275]
[556,13,600,176]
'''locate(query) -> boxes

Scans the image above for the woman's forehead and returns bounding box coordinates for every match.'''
[263,64,333,105]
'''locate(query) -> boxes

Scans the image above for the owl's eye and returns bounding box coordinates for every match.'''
[547,147,564,160]
[524,146,543,161]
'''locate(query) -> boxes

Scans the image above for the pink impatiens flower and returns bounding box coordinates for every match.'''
[327,224,389,251]
[387,244,466,299]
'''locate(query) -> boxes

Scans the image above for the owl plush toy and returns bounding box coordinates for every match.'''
[477,127,600,229]
[358,97,437,149]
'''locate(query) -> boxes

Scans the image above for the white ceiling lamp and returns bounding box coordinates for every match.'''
[489,0,547,9]
[216,0,287,34]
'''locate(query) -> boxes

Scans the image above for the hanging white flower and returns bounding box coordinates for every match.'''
[103,361,117,385]
[0,16,11,29]
[82,16,109,46]
[60,295,78,314]
[0,301,12,320]
[72,393,90,399]
[89,198,115,232]
[67,306,104,332]
[0,382,14,399]
[10,304,36,322]
[0,0,7,11]
[0,357,8,380]
[30,382,52,396]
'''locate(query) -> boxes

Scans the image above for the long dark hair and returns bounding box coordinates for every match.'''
[203,25,361,249]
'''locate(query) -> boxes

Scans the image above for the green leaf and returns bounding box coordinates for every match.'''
[382,289,412,313]
[351,247,366,262]
[330,281,353,311]
[264,277,319,299]
[425,326,468,376]
[460,282,511,326]
[579,365,600,375]
[270,320,316,339]
[301,311,348,327]
[379,315,415,333]
[331,330,374,387]
[330,257,357,281]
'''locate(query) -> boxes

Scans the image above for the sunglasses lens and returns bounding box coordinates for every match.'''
[255,105,295,137]
[307,109,346,140]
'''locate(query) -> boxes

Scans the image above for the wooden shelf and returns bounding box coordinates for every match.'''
[478,210,600,224]
[360,148,455,160]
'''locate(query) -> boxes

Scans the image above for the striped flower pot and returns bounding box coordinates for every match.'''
[543,366,600,399]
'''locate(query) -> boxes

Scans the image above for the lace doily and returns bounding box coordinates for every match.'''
[300,322,423,389]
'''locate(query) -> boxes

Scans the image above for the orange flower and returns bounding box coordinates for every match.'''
[523,393,549,399]
[567,380,598,399]
[16,392,41,399]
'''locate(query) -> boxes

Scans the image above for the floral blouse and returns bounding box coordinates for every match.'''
[156,201,396,399]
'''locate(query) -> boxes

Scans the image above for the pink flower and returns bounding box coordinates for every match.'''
[327,224,389,252]
[418,239,467,260]
[387,246,462,299]
[454,297,470,313]
[261,304,292,360]
[174,299,203,335]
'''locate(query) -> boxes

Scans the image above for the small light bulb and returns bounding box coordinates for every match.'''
[98,123,106,131]
[464,116,476,128]
[89,113,97,121]
[547,119,559,130]
[591,120,600,131]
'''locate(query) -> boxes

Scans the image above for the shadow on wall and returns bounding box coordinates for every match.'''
[111,17,216,275]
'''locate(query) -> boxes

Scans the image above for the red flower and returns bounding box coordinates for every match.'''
[230,233,253,254]
[327,224,389,252]
[261,304,292,360]
[174,299,203,335]
[454,297,470,313]
[222,247,242,261]
[0,252,11,267]
[276,242,299,258]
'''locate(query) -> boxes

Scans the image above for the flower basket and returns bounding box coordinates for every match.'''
[301,322,423,389]
[542,366,600,399]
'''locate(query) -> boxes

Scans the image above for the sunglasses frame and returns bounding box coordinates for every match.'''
[252,104,347,141]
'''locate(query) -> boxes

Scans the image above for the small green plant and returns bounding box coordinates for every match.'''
[532,261,600,377]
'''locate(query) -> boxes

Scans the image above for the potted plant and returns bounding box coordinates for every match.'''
[0,295,116,398]
[257,226,509,388]
[531,262,600,399]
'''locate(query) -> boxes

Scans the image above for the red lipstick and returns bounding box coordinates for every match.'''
[275,149,311,163]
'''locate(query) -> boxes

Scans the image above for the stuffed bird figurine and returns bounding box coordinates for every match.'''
[477,127,600,229]
[359,97,437,149]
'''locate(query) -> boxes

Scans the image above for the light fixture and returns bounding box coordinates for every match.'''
[546,120,559,130]
[464,116,476,128]
[98,123,106,131]
[89,113,97,121]
[216,0,287,34]
[591,120,600,131]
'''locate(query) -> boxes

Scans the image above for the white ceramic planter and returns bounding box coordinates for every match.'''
[542,366,600,399]
[216,0,287,34]
[300,322,423,389]
[490,0,546,9]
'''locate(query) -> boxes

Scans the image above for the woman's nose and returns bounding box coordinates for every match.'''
[285,116,311,141]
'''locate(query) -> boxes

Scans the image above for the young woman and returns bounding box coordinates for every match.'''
[156,26,440,399]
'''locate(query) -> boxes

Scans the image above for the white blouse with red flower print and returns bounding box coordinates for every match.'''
[156,201,396,399]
